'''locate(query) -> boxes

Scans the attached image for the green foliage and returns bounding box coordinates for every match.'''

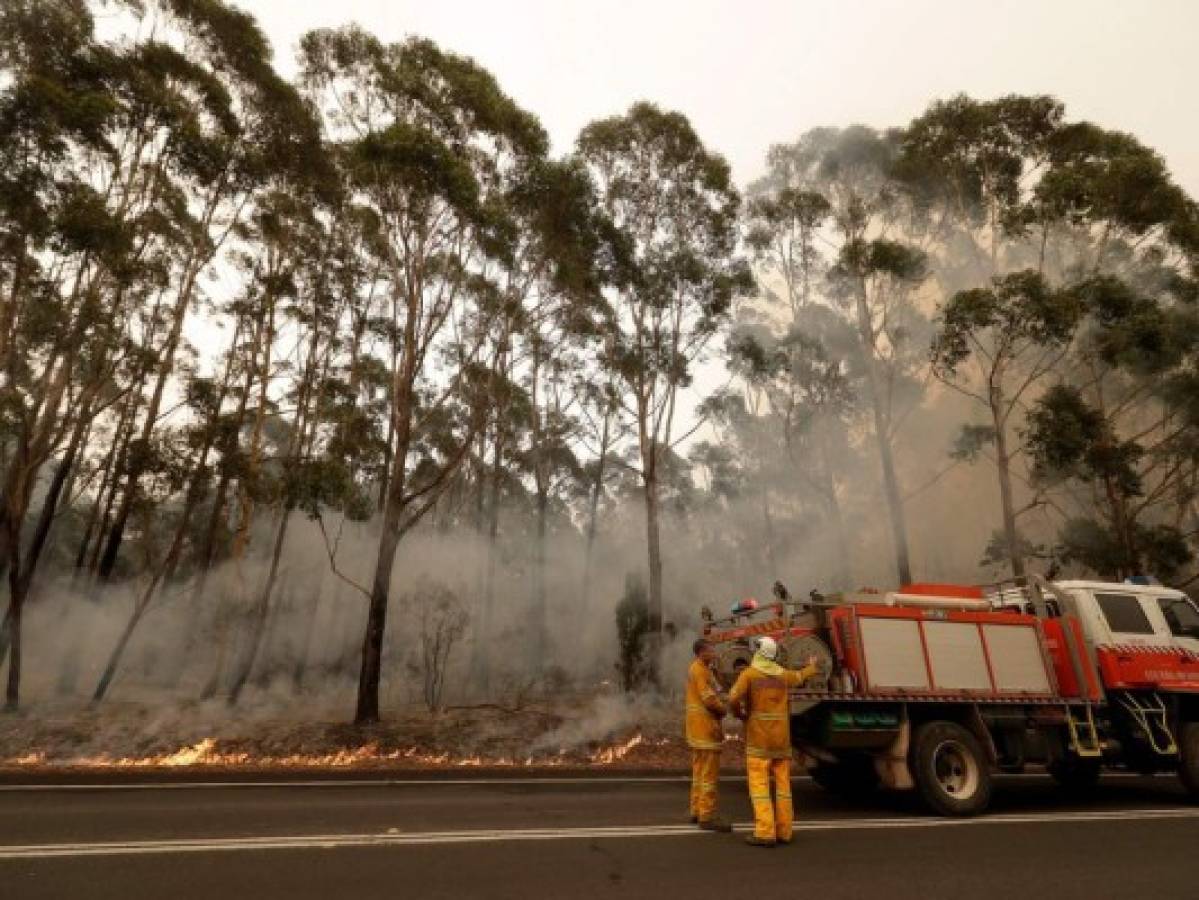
[1038,123,1191,235]
[950,424,997,462]
[932,270,1082,378]
[897,94,1063,230]
[1025,385,1115,483]
[578,101,751,370]
[349,123,481,222]
[614,574,652,692]
[1058,518,1192,579]
[979,529,1051,571]
[834,238,927,284]
[1071,275,1190,375]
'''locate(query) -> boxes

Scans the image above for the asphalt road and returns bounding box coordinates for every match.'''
[1,771,1196,899]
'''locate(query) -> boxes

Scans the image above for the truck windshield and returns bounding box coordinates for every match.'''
[1094,592,1154,635]
[1158,596,1199,637]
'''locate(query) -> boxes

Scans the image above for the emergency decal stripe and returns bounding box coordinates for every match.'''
[1098,644,1199,661]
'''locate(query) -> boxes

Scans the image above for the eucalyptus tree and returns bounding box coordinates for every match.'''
[1025,274,1198,579]
[896,95,1063,283]
[0,0,133,707]
[931,271,1083,575]
[223,189,355,707]
[577,102,750,672]
[576,371,627,610]
[724,311,859,588]
[737,182,862,585]
[96,0,329,580]
[907,96,1199,578]
[507,158,610,659]
[756,127,929,585]
[300,27,552,723]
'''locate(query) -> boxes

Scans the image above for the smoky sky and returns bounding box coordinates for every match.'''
[241,0,1199,196]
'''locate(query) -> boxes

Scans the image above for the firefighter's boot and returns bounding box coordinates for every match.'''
[697,817,732,833]
[744,835,776,847]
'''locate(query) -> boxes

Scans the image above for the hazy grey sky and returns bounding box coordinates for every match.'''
[242,0,1199,194]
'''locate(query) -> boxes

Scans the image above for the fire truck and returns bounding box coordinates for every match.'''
[700,575,1199,816]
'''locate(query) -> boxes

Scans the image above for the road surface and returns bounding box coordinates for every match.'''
[1,770,1196,899]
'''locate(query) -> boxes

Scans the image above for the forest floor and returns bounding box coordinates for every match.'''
[0,694,748,772]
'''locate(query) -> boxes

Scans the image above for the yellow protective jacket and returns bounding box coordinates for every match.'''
[728,655,817,760]
[685,658,727,751]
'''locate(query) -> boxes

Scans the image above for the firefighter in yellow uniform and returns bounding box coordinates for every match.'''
[685,639,731,832]
[728,636,818,847]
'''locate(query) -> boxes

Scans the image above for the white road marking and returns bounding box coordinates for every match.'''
[2,808,1197,859]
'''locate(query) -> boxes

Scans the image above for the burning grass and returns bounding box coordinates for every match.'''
[0,696,744,772]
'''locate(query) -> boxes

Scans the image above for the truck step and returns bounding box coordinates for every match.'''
[1116,692,1178,756]
[1065,704,1103,758]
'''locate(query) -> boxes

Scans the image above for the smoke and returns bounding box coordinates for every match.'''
[14,419,1010,715]
[529,692,668,754]
[7,298,1030,760]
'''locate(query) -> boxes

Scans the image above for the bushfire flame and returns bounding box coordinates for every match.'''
[3,732,677,769]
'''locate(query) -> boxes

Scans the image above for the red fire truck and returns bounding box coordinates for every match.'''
[700,575,1199,816]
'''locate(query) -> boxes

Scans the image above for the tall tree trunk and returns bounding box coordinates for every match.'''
[196,302,275,700]
[357,295,418,725]
[14,411,88,601]
[97,265,202,578]
[761,490,778,576]
[377,303,401,514]
[0,605,10,675]
[226,505,293,706]
[1,354,74,708]
[87,387,144,575]
[92,377,238,702]
[642,466,664,687]
[817,436,852,591]
[358,500,403,723]
[580,404,612,616]
[854,289,913,585]
[534,488,549,659]
[228,317,325,707]
[471,425,503,687]
[4,555,24,712]
[991,397,1025,578]
[74,387,138,574]
[1102,473,1140,579]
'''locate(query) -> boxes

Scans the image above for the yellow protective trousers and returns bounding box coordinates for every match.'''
[746,756,793,842]
[689,750,721,822]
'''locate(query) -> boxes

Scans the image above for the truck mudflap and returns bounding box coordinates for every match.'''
[874,717,912,790]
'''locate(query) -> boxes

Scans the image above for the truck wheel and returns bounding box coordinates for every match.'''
[911,721,992,817]
[809,756,880,798]
[1048,758,1101,795]
[1180,722,1199,800]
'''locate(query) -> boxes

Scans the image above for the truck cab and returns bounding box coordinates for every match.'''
[1056,580,1199,655]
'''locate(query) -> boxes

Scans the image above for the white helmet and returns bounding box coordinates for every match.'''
[754,636,779,661]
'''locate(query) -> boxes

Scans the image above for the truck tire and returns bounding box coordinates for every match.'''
[1180,722,1199,800]
[1048,758,1102,795]
[809,756,880,798]
[910,721,992,817]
